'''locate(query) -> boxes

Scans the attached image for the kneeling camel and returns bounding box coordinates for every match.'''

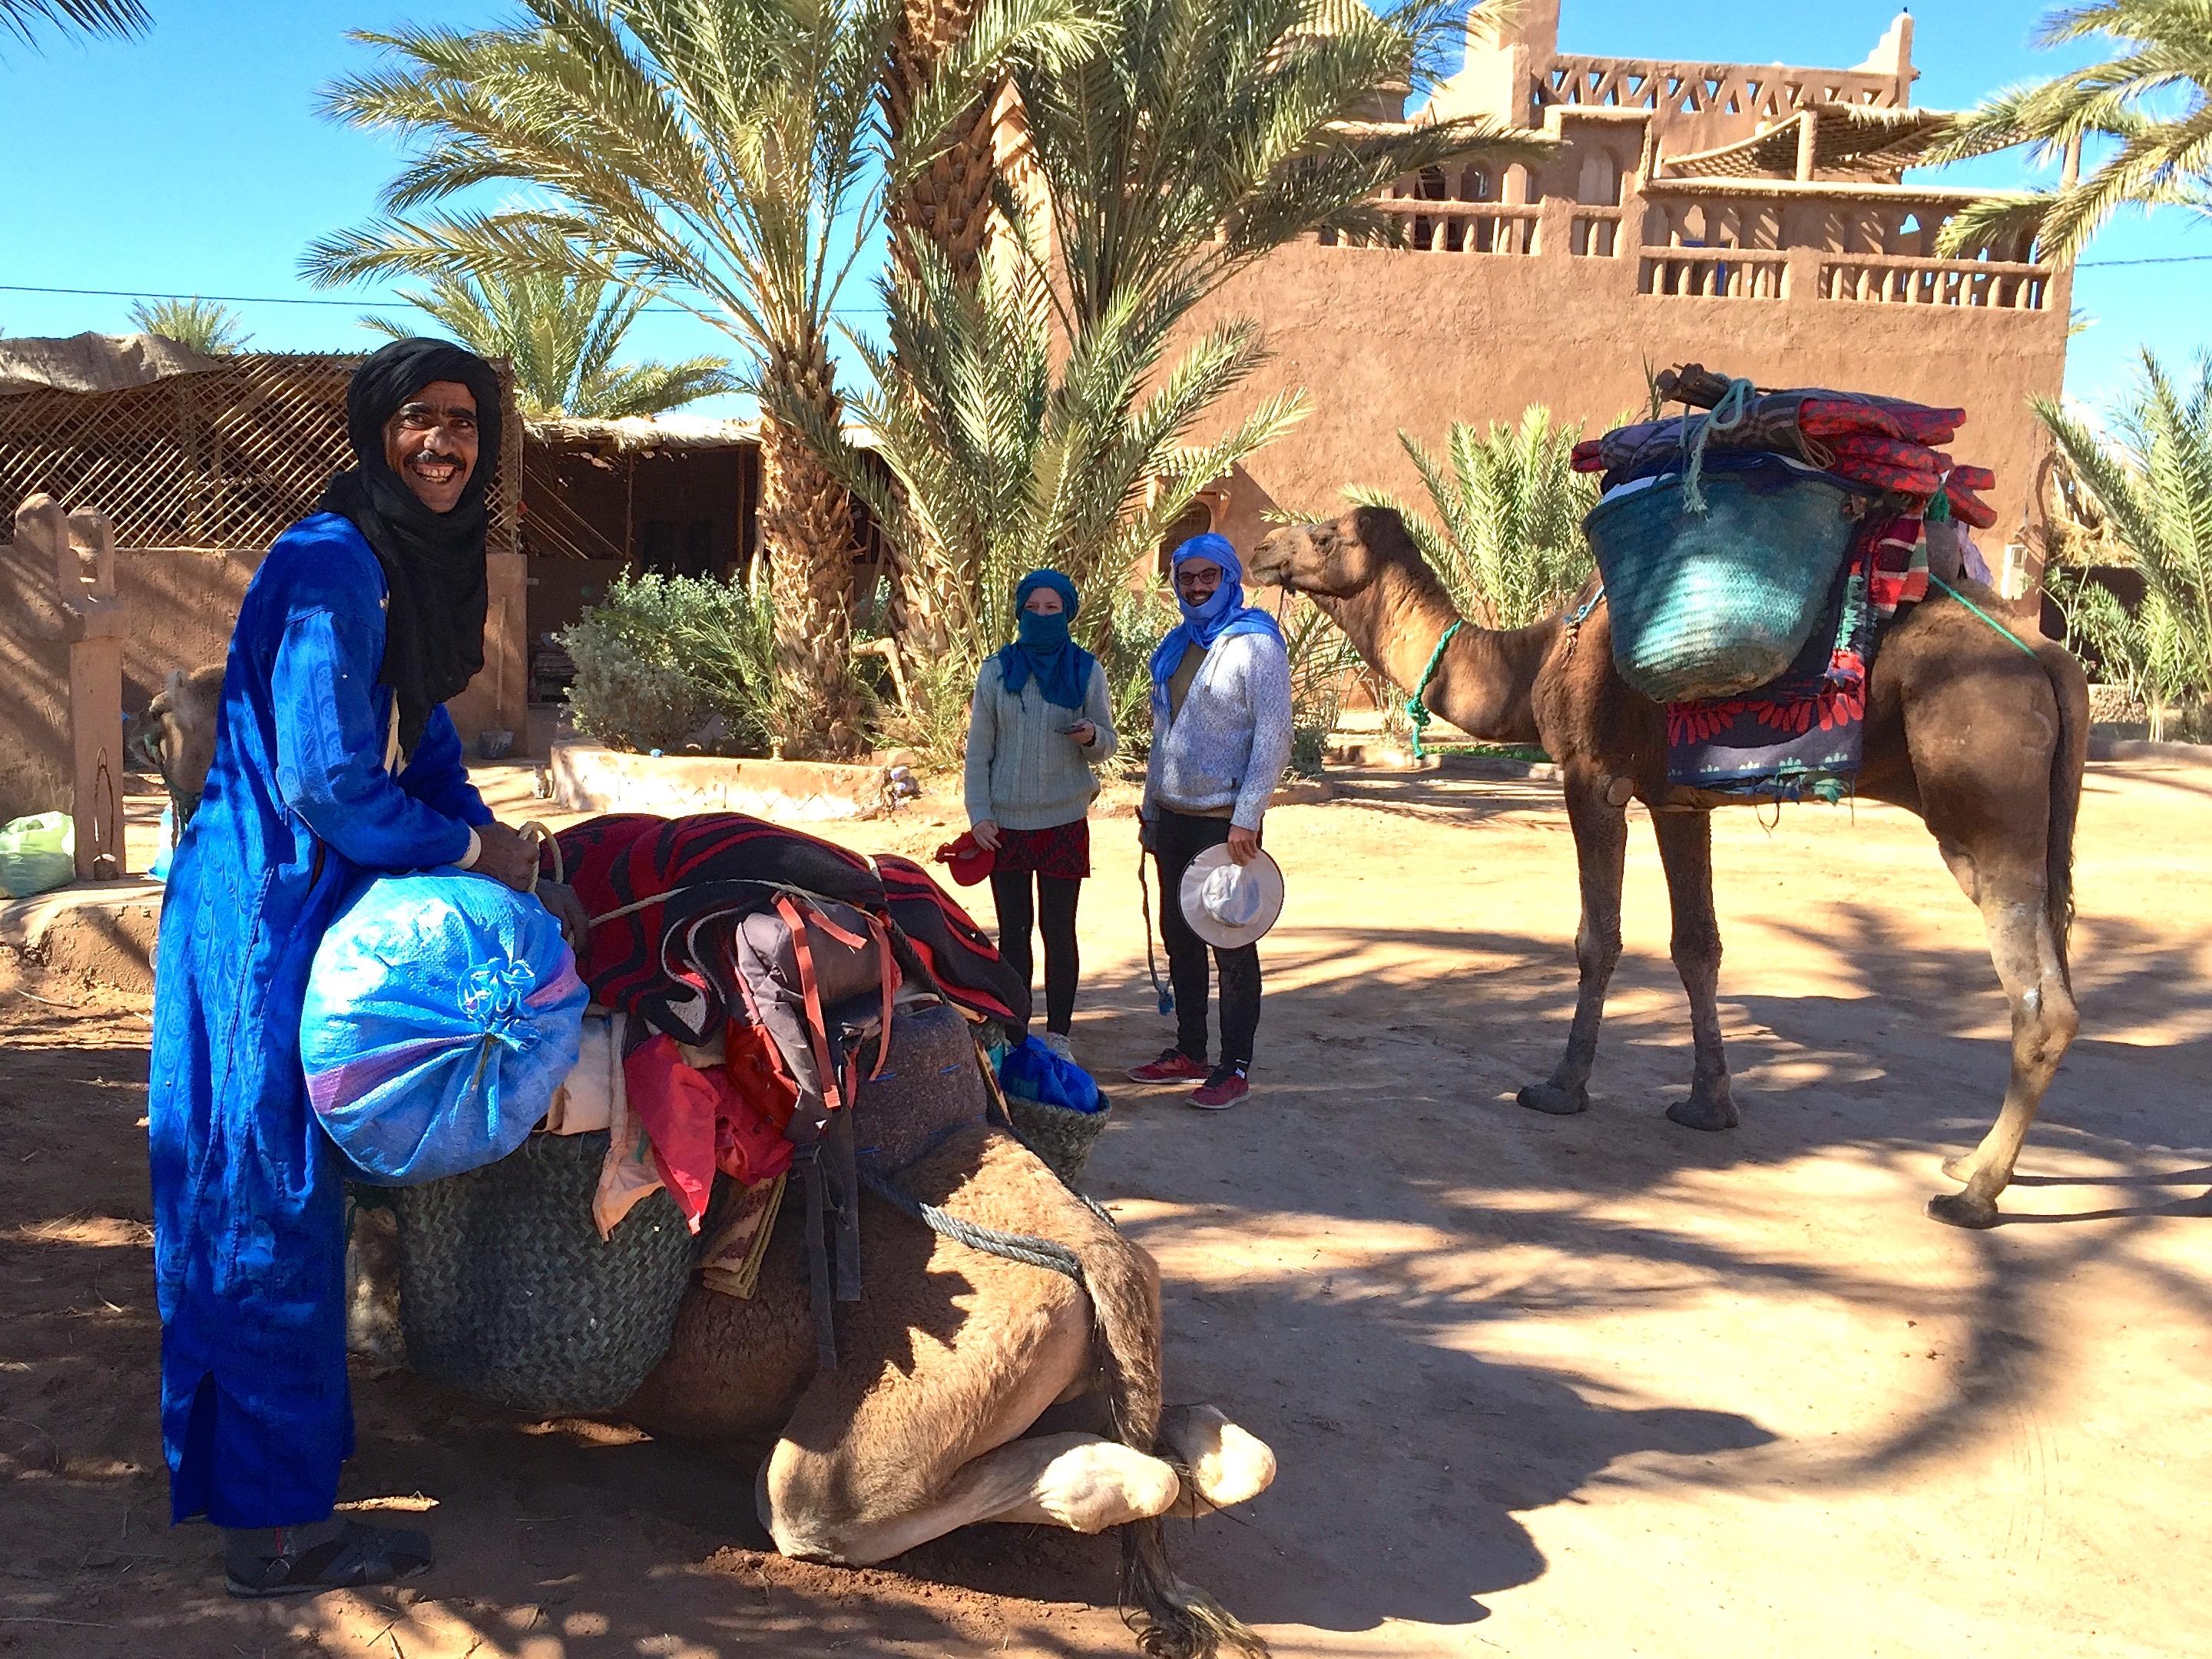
[350,1008,1275,1657]
[1252,507,2088,1228]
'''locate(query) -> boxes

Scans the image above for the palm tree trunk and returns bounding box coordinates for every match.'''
[758,340,867,760]
[884,0,998,285]
[881,0,1009,664]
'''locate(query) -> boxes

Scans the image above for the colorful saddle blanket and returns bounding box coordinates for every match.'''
[1663,511,1928,803]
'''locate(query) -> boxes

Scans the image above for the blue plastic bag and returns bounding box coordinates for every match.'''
[148,804,175,883]
[999,1036,1104,1114]
[301,871,588,1184]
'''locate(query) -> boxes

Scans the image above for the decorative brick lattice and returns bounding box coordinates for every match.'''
[0,353,520,553]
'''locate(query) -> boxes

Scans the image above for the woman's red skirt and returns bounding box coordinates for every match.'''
[992,817,1091,881]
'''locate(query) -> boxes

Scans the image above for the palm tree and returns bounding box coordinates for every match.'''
[364,270,737,420]
[867,0,1553,661]
[797,240,1307,688]
[1933,0,2212,263]
[1012,0,1555,335]
[127,296,253,355]
[1,0,146,48]
[307,0,1079,760]
[1345,406,1597,629]
[2036,351,2212,739]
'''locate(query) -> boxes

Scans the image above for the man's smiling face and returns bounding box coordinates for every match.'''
[382,380,479,514]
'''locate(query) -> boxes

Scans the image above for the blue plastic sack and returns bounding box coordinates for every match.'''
[301,871,588,1185]
[999,1036,1104,1114]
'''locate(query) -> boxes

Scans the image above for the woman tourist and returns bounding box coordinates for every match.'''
[147,339,568,1597]
[963,570,1118,1064]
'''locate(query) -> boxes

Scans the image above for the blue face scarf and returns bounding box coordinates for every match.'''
[1147,533,1284,720]
[995,569,1095,711]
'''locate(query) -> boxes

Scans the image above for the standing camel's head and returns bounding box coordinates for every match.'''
[1249,506,1426,600]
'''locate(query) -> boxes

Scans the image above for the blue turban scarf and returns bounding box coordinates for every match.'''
[1147,533,1283,721]
[995,568,1096,712]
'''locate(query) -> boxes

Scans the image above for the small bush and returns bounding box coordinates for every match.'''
[558,571,782,754]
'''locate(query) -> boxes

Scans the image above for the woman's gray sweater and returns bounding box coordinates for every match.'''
[963,657,1118,831]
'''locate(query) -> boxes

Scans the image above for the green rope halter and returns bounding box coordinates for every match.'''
[1929,574,2040,658]
[1406,620,1462,760]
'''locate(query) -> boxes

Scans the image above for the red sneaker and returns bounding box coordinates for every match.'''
[1127,1048,1210,1084]
[1188,1066,1250,1111]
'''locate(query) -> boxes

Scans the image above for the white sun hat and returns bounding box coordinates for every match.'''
[1178,843,1286,949]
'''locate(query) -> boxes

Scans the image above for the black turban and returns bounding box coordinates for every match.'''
[317,337,504,753]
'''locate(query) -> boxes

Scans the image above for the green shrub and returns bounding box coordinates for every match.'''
[558,571,784,754]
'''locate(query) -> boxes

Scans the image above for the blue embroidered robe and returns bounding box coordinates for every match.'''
[147,513,493,1526]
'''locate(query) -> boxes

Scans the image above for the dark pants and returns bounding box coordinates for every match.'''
[1154,809,1261,1069]
[990,871,1083,1035]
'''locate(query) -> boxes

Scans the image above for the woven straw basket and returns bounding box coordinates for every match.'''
[1583,469,1866,703]
[391,1131,693,1414]
[1005,1091,1111,1187]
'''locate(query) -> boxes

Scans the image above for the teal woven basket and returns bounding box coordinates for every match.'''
[1584,469,1867,702]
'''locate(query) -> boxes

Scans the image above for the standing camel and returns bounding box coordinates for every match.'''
[1250,507,2089,1228]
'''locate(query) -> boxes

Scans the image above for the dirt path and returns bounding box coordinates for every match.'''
[5,759,2209,1657]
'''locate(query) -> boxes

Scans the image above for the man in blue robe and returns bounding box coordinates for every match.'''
[148,338,548,1595]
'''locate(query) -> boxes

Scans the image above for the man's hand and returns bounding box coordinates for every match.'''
[1227,824,1261,866]
[538,880,591,947]
[471,821,541,892]
[972,819,1002,851]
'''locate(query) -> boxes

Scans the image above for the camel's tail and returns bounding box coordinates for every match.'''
[1066,1213,1269,1659]
[2038,637,2089,989]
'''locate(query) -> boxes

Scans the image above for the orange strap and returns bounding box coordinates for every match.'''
[776,894,844,1115]
[868,915,896,1080]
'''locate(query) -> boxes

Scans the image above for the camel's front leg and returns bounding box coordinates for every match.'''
[765,1431,1184,1564]
[1651,809,1738,1130]
[1518,770,1628,1116]
[1929,887,2079,1229]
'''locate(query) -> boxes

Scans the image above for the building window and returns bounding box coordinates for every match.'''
[1157,502,1214,577]
[1577,152,1621,207]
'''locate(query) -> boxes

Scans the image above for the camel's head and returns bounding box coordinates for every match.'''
[1249,505,1419,601]
[126,664,224,829]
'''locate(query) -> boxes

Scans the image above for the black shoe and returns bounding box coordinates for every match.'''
[224,1521,433,1598]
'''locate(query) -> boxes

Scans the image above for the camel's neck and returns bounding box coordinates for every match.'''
[1323,557,1554,748]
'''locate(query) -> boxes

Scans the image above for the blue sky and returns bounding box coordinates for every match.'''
[2,0,2204,418]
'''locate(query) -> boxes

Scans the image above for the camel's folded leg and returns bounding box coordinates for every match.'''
[765,1431,1184,1565]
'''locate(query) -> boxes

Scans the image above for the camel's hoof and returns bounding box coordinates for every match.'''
[1665,1094,1739,1132]
[1926,1190,2001,1230]
[1517,1081,1588,1116]
[1940,1154,1976,1182]
[1161,1404,1277,1515]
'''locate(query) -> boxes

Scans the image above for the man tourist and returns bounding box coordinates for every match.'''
[147,339,560,1596]
[964,568,1119,1064]
[1128,532,1293,1109]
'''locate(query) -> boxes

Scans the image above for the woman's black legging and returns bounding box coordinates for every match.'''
[990,871,1082,1035]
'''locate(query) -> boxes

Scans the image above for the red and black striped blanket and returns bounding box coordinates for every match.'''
[541,813,1028,1043]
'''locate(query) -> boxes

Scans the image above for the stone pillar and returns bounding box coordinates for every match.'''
[10,496,127,879]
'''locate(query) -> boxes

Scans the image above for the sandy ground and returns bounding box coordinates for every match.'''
[4,756,2210,1658]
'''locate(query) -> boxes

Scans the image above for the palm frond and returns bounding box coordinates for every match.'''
[0,0,148,48]
[2034,349,2212,727]
[1929,0,2212,263]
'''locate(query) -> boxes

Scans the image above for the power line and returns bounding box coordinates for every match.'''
[0,280,882,315]
[2,256,2202,313]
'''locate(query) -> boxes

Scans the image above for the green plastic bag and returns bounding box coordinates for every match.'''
[0,813,75,899]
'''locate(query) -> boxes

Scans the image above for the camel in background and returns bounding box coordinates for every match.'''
[1252,507,2089,1229]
